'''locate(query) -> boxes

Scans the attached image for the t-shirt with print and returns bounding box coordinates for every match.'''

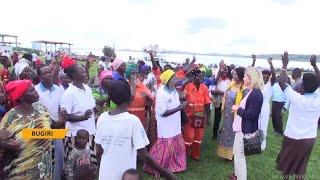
[65,148,91,180]
[95,112,149,180]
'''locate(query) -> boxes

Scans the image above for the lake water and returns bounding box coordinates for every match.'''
[115,51,314,70]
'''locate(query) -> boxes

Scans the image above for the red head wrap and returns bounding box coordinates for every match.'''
[61,56,76,69]
[5,80,32,106]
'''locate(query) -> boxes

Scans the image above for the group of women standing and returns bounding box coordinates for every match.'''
[0,50,319,180]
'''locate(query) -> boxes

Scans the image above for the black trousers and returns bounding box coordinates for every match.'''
[213,104,222,138]
[272,101,285,134]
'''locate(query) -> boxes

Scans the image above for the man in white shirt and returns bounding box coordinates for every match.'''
[35,65,65,180]
[276,52,320,179]
[258,58,276,150]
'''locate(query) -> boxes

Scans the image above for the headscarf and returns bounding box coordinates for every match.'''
[112,58,124,70]
[35,59,43,66]
[190,69,201,78]
[14,59,30,78]
[61,56,76,69]
[206,68,212,78]
[125,64,138,79]
[140,64,150,74]
[5,80,33,106]
[99,70,113,87]
[160,69,175,85]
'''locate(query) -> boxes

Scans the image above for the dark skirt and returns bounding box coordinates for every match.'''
[276,136,316,175]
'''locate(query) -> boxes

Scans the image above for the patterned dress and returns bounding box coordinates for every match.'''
[217,88,248,160]
[0,103,52,180]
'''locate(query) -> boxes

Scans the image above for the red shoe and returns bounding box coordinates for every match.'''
[229,173,237,180]
[191,142,201,160]
[185,144,192,157]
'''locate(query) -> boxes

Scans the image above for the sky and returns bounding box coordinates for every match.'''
[2,0,320,55]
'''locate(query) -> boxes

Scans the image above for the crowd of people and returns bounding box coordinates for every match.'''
[0,49,319,180]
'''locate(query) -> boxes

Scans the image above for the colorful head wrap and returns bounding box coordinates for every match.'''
[99,70,113,87]
[5,80,33,106]
[35,59,43,66]
[112,58,124,70]
[61,56,76,69]
[125,64,138,79]
[160,69,175,85]
[140,64,150,74]
[14,59,30,78]
[190,69,202,78]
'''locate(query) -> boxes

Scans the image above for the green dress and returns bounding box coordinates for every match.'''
[92,88,116,116]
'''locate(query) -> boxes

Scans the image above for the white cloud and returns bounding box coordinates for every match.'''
[1,0,320,55]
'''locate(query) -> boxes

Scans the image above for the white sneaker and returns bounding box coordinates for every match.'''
[261,140,266,150]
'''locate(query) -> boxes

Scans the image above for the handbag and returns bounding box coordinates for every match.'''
[243,130,263,156]
[191,111,205,128]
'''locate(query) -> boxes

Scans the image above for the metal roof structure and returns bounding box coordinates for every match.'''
[0,34,19,49]
[32,40,73,45]
[32,40,73,52]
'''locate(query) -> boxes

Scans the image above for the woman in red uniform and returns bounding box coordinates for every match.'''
[183,68,211,160]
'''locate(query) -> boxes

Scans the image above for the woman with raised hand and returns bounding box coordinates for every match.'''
[276,52,320,180]
[127,65,154,130]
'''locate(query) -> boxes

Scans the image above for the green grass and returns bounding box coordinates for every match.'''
[85,62,319,179]
[138,113,320,180]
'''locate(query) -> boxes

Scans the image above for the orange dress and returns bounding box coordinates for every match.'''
[128,82,154,129]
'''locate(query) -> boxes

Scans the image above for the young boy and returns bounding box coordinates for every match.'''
[122,169,141,180]
[65,129,92,180]
[95,80,177,180]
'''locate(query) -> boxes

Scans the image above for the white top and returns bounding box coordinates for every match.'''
[258,81,273,131]
[216,79,231,92]
[316,88,320,95]
[98,61,108,70]
[60,83,96,136]
[95,112,149,180]
[155,86,182,138]
[35,83,64,121]
[284,86,320,139]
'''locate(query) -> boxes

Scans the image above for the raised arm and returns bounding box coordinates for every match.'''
[278,51,289,91]
[310,55,320,82]
[215,60,225,83]
[148,50,158,69]
[268,57,276,85]
[251,54,256,67]
[52,53,61,85]
[183,56,196,73]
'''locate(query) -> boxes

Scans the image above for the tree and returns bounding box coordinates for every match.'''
[102,45,116,57]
